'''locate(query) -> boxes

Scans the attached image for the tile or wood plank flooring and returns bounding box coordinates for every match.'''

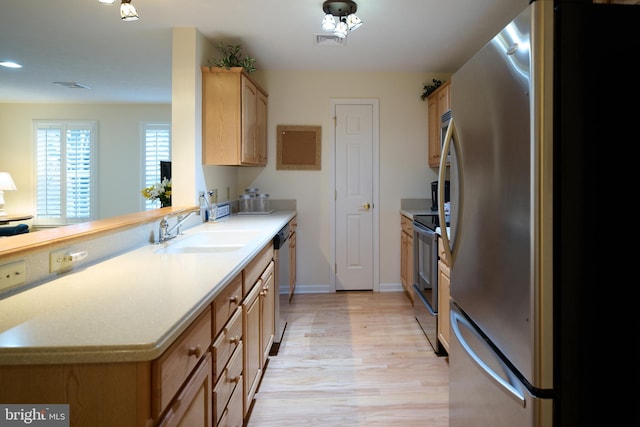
[247,291,449,426]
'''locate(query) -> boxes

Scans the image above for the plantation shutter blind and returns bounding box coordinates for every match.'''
[35,121,96,226]
[143,123,171,210]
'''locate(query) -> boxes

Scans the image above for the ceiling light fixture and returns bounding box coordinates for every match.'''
[321,0,363,39]
[0,61,22,69]
[97,0,139,21]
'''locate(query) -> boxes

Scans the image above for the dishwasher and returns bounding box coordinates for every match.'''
[271,223,290,354]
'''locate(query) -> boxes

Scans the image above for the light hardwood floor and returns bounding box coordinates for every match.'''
[247,291,449,426]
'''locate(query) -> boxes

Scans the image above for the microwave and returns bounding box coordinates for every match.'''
[440,110,452,165]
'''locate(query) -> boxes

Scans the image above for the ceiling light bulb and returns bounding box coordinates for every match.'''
[120,0,139,21]
[321,14,336,31]
[346,14,362,31]
[334,20,348,38]
[98,0,116,4]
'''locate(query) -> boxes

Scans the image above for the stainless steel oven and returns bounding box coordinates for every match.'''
[412,214,446,356]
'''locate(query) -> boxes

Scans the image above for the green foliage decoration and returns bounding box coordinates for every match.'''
[421,79,443,100]
[208,43,256,74]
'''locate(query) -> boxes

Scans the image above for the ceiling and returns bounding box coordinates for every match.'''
[0,0,527,104]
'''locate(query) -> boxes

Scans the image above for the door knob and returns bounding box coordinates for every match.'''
[362,202,371,210]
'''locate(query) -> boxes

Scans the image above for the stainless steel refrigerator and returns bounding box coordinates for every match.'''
[437,1,639,426]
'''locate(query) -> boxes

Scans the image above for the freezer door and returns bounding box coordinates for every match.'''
[449,303,552,427]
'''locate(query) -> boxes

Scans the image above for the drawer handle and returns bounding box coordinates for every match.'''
[229,295,239,304]
[229,335,240,344]
[230,375,241,384]
[188,345,202,358]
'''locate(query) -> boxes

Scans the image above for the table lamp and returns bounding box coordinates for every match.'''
[0,172,17,216]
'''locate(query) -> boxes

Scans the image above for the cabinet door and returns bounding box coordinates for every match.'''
[157,353,213,427]
[427,81,451,168]
[243,281,262,416]
[260,261,275,366]
[428,94,441,168]
[255,89,268,165]
[437,259,450,353]
[241,76,258,164]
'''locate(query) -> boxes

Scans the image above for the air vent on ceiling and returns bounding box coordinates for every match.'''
[314,34,347,46]
[53,82,91,89]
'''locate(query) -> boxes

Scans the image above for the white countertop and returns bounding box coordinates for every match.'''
[0,211,295,365]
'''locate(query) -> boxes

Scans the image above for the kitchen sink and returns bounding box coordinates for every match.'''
[154,229,261,255]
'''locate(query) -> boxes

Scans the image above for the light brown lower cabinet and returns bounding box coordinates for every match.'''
[437,236,451,353]
[157,353,213,427]
[0,241,279,427]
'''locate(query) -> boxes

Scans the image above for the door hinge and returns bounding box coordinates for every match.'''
[333,116,336,128]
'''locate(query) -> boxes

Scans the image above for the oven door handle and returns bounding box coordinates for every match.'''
[412,221,437,237]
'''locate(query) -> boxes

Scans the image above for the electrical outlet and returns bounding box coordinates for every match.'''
[0,260,26,292]
[50,248,72,273]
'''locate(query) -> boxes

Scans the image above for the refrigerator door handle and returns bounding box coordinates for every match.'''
[437,117,460,266]
[451,308,526,407]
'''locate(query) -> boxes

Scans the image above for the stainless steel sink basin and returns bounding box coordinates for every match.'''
[155,229,261,254]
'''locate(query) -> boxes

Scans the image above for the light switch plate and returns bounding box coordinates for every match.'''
[0,260,26,292]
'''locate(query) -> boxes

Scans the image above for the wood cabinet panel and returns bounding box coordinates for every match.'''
[213,342,243,426]
[211,307,242,382]
[152,307,212,419]
[157,353,213,427]
[202,67,268,166]
[243,244,274,297]
[400,215,414,304]
[243,280,262,416]
[213,274,243,338]
[260,261,275,365]
[437,236,450,353]
[427,81,451,168]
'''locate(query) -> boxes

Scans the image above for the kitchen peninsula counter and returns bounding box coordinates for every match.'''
[0,210,295,365]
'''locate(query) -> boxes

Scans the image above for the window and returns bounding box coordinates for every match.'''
[142,122,171,210]
[34,121,97,227]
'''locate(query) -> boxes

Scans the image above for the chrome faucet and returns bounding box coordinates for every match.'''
[199,189,218,222]
[158,209,199,243]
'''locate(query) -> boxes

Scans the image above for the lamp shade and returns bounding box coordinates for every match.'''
[0,172,16,191]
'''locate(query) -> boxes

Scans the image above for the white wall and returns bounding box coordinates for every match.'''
[0,103,171,223]
[236,70,447,291]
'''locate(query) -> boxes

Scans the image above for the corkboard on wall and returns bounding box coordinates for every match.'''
[276,125,321,170]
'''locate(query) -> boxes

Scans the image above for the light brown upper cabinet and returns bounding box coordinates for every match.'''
[427,80,451,168]
[202,67,268,166]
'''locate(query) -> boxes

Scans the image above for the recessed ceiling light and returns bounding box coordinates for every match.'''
[53,82,91,89]
[0,61,22,69]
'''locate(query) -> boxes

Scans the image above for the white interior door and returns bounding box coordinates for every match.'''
[334,101,378,291]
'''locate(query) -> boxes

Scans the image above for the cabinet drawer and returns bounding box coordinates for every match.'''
[213,274,243,338]
[213,342,243,425]
[212,306,242,381]
[217,374,243,427]
[243,244,273,296]
[152,307,212,419]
